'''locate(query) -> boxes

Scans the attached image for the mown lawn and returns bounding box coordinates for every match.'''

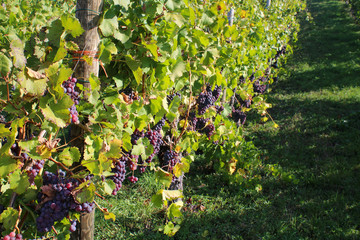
[94,0,360,239]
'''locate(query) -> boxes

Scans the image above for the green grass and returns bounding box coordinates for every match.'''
[94,0,360,239]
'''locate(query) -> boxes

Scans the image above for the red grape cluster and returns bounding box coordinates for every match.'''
[1,232,22,240]
[36,171,94,232]
[27,159,45,185]
[110,160,126,195]
[197,85,222,115]
[62,76,80,124]
[69,220,77,232]
[163,150,179,171]
[145,130,163,163]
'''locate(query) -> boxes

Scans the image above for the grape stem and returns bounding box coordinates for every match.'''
[175,59,192,145]
[48,157,74,176]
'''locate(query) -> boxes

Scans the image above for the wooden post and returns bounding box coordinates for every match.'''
[266,0,271,9]
[70,0,103,239]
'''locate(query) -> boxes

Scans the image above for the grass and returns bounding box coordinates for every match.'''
[94,0,360,239]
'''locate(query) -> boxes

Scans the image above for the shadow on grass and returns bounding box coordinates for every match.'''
[275,0,360,94]
[171,0,360,239]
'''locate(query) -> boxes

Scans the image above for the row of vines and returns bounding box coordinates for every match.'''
[0,0,305,239]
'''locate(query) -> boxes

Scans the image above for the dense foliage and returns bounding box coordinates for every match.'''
[0,0,304,238]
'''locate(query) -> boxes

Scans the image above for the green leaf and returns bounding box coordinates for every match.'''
[0,207,18,231]
[58,147,81,167]
[0,155,18,178]
[46,64,72,99]
[166,0,183,11]
[102,180,116,195]
[155,168,173,188]
[10,38,26,69]
[99,8,118,37]
[9,169,30,194]
[75,182,96,203]
[0,53,13,76]
[125,55,143,85]
[105,139,123,159]
[17,68,47,97]
[99,39,117,64]
[170,58,186,81]
[131,144,146,156]
[61,15,84,38]
[113,0,130,9]
[142,40,158,61]
[167,202,183,219]
[39,94,73,128]
[150,97,163,115]
[47,19,64,47]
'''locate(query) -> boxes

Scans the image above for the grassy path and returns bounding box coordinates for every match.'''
[94,0,360,239]
[245,0,360,239]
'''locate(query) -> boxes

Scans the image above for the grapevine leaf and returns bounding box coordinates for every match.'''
[113,0,130,9]
[102,180,116,195]
[151,190,165,208]
[131,144,146,156]
[98,39,117,64]
[170,58,186,81]
[40,94,73,128]
[163,222,181,236]
[165,0,183,11]
[0,155,18,178]
[99,152,112,173]
[0,207,18,231]
[105,139,123,159]
[167,202,183,219]
[142,40,158,61]
[17,69,47,97]
[162,190,183,201]
[104,212,116,221]
[47,19,64,47]
[150,97,163,115]
[0,53,12,76]
[9,169,30,194]
[173,157,190,177]
[10,38,26,69]
[99,8,118,37]
[46,64,72,99]
[61,15,84,38]
[155,168,173,188]
[164,12,185,27]
[125,55,143,84]
[74,182,96,204]
[58,147,81,167]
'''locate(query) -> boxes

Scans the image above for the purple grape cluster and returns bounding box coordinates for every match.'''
[1,232,22,240]
[202,123,215,138]
[163,150,179,171]
[197,85,222,115]
[195,118,208,131]
[110,160,126,195]
[36,171,94,232]
[167,92,181,104]
[145,130,163,163]
[231,109,247,125]
[69,220,77,232]
[120,86,140,101]
[152,117,166,132]
[62,76,80,123]
[27,159,45,185]
[253,80,267,94]
[215,105,224,114]
[131,129,144,145]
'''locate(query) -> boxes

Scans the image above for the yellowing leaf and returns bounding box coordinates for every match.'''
[104,212,116,221]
